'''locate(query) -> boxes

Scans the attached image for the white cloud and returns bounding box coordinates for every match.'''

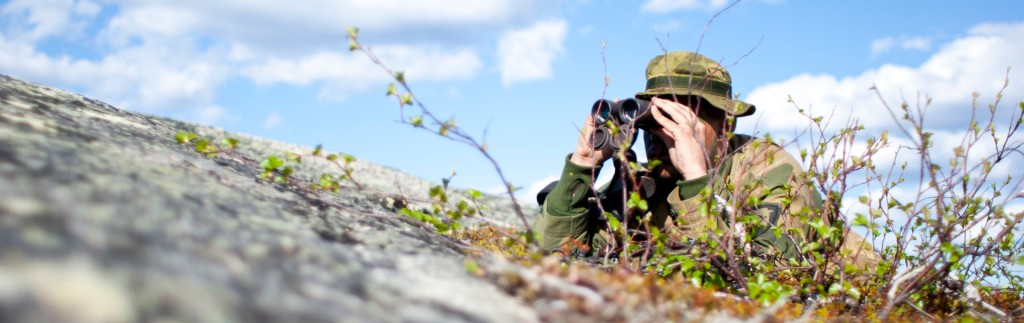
[0,0,545,126]
[901,36,932,51]
[641,0,729,13]
[497,19,568,86]
[870,36,933,57]
[263,111,283,130]
[0,31,229,118]
[195,105,236,125]
[1,0,100,42]
[99,0,544,55]
[870,37,895,57]
[746,22,1024,137]
[101,5,200,47]
[242,46,481,100]
[743,22,1024,244]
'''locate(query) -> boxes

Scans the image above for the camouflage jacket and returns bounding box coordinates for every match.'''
[534,134,847,261]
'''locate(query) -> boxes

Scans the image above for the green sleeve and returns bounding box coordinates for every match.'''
[677,175,710,200]
[532,155,604,251]
[546,155,602,217]
[665,175,715,235]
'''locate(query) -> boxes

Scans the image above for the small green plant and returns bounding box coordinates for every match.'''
[397,172,489,234]
[347,27,536,245]
[259,154,293,183]
[175,130,237,156]
[174,130,198,144]
[747,273,793,306]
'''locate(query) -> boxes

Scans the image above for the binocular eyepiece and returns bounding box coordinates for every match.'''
[589,98,652,151]
[592,98,653,128]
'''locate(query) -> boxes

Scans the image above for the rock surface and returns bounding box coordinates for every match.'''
[0,74,543,322]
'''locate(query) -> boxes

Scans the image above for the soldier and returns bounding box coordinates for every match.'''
[533,51,879,272]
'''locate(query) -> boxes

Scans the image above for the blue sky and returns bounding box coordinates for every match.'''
[2,0,1023,202]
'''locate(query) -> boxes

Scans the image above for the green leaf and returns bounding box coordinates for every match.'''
[433,222,450,233]
[348,39,359,51]
[386,83,397,96]
[341,153,356,164]
[395,71,405,83]
[326,153,338,162]
[410,115,423,127]
[319,173,334,190]
[262,155,284,171]
[853,213,870,227]
[828,283,843,296]
[346,26,359,37]
[222,137,239,150]
[175,131,197,144]
[312,144,322,156]
[607,213,621,232]
[284,151,301,162]
[194,138,216,154]
[463,260,481,275]
[400,93,413,106]
[429,185,444,198]
[627,192,648,211]
[466,189,482,199]
[399,208,423,221]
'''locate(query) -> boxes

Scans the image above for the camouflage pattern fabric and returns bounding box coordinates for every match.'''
[635,51,756,116]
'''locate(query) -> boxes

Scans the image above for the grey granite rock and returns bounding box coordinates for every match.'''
[0,74,541,323]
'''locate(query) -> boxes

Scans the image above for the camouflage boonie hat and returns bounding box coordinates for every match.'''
[635,51,756,117]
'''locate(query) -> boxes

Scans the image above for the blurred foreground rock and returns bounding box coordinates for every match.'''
[0,74,542,322]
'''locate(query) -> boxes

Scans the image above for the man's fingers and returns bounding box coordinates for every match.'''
[650,103,678,131]
[652,103,693,138]
[652,98,698,125]
[651,126,675,142]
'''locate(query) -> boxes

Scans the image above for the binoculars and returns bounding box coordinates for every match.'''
[589,98,652,151]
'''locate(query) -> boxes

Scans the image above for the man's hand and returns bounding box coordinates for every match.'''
[570,114,613,168]
[648,97,715,179]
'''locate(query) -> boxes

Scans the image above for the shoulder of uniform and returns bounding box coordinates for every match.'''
[733,135,786,158]
[730,135,804,175]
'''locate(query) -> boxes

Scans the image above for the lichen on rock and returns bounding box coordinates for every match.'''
[0,74,540,323]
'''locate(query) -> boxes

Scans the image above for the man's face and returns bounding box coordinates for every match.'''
[643,95,729,179]
[643,130,680,179]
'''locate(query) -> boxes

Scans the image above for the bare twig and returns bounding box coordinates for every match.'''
[348,31,538,248]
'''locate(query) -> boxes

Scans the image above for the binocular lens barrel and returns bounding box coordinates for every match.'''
[591,99,614,124]
[590,126,610,150]
[587,98,650,152]
[618,98,650,126]
[619,100,638,124]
